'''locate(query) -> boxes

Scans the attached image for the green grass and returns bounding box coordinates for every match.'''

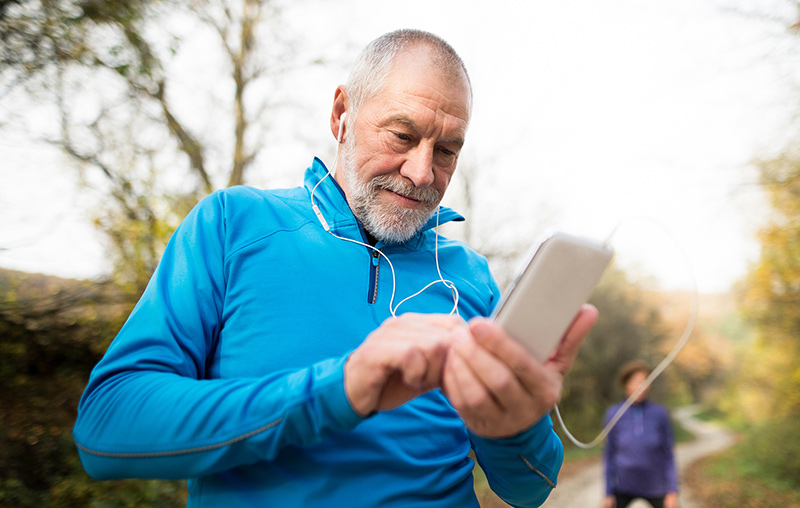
[671,413,694,443]
[685,433,800,508]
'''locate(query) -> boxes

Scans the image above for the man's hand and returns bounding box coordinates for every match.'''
[442,304,598,438]
[344,313,465,417]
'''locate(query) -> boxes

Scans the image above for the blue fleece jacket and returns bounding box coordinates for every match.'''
[73,158,564,507]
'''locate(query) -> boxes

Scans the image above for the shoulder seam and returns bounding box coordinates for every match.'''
[226,220,318,259]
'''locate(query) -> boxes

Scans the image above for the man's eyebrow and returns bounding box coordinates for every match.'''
[381,114,417,130]
[381,114,465,148]
[441,135,465,149]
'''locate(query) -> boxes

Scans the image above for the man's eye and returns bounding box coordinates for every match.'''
[395,132,411,141]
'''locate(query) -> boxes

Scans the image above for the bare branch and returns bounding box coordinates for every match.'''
[149,81,214,193]
[227,0,264,186]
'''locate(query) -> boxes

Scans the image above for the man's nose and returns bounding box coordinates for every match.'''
[400,145,435,187]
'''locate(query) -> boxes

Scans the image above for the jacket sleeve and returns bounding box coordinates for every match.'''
[469,415,563,508]
[72,192,365,480]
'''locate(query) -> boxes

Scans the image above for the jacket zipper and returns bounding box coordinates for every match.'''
[368,249,381,304]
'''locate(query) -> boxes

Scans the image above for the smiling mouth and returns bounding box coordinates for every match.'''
[385,188,421,204]
[370,175,440,208]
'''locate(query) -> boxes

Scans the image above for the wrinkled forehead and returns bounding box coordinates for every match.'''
[382,46,472,121]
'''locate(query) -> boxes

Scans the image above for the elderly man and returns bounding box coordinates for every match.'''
[73,29,597,507]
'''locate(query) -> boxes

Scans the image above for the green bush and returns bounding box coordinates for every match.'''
[743,418,800,488]
[0,270,187,506]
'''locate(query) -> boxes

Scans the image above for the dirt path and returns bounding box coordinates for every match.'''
[538,405,736,508]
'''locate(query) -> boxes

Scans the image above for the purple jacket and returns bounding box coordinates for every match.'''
[603,400,678,498]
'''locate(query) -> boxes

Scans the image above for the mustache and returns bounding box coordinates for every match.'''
[370,174,440,205]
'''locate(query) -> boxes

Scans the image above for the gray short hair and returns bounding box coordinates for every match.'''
[344,29,472,121]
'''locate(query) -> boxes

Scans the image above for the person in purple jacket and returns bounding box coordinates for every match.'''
[602,361,679,508]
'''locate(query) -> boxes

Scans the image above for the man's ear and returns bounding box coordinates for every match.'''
[330,85,348,143]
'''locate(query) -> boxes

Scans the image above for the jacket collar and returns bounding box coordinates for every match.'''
[304,157,465,244]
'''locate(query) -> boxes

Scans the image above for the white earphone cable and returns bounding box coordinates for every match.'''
[310,114,459,317]
[554,218,699,449]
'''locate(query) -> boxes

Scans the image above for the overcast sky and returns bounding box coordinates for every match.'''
[1,0,798,294]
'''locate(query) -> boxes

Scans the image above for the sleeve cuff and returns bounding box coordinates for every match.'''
[310,355,372,434]
[469,415,563,486]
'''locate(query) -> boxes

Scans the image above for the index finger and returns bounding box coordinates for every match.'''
[468,303,598,381]
[393,312,467,330]
[465,318,546,390]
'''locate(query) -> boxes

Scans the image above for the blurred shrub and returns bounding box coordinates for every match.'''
[557,269,671,443]
[742,417,800,488]
[0,269,186,507]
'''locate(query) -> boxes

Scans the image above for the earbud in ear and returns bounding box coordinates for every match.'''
[337,113,347,143]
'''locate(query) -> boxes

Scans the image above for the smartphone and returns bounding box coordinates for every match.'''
[491,232,614,362]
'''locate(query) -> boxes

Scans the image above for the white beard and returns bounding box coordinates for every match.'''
[339,136,441,244]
